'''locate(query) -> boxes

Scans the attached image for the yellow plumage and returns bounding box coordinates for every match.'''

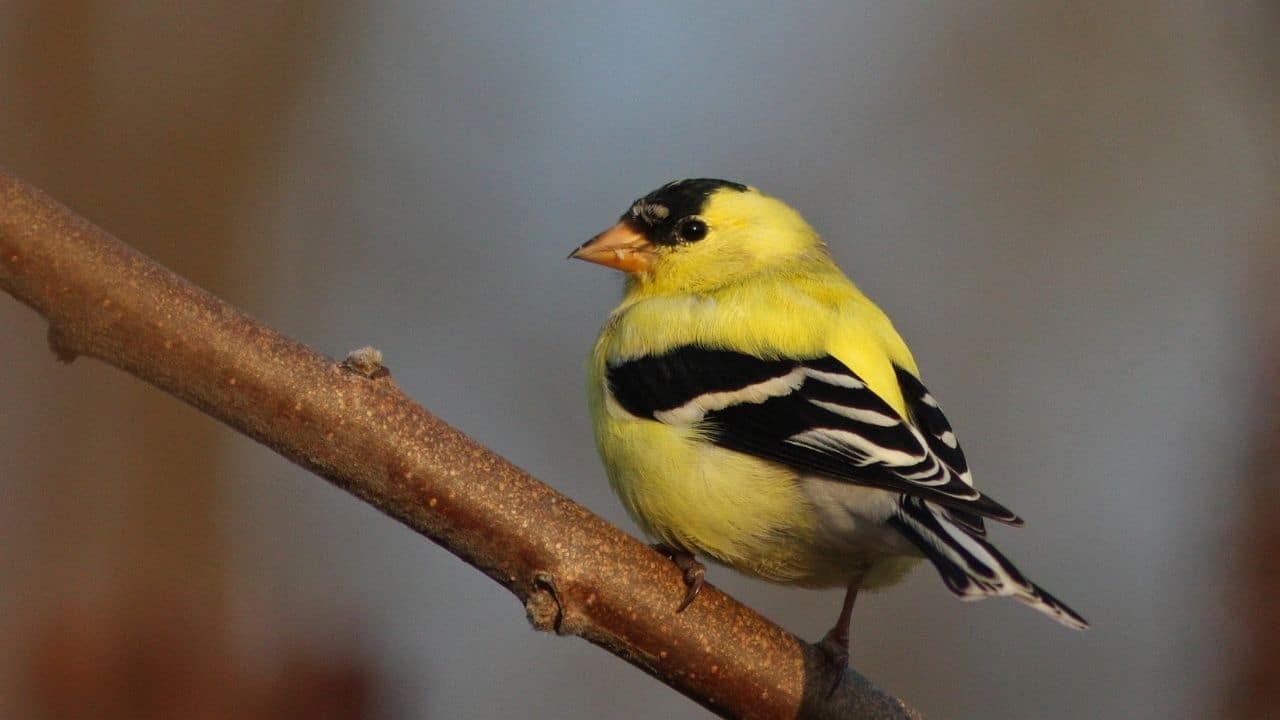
[573,179,1086,654]
[586,184,920,589]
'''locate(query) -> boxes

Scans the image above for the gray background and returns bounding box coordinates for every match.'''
[1,2,1276,718]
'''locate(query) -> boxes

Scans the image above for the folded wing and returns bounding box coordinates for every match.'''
[606,346,1021,525]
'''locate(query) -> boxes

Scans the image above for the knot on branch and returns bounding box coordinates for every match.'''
[525,572,564,634]
[339,346,390,379]
[46,325,79,363]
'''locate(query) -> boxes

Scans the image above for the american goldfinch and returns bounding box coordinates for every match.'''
[571,179,1086,664]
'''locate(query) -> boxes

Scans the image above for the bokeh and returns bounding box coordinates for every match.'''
[1,3,1276,718]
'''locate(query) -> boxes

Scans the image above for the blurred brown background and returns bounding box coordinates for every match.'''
[0,3,1276,718]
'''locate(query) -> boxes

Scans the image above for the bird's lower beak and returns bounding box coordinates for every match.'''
[568,220,654,273]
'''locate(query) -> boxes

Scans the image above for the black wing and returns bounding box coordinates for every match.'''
[893,365,990,535]
[607,346,1022,525]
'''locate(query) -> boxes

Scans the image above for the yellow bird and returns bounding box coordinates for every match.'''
[571,179,1086,665]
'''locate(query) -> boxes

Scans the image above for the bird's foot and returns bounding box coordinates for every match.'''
[651,543,706,612]
[816,626,850,668]
[815,626,851,697]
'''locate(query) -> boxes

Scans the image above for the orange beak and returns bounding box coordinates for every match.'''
[568,220,654,273]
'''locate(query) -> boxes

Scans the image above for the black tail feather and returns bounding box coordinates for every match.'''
[891,497,1088,630]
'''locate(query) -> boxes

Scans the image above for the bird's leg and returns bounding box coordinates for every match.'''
[817,581,859,668]
[651,543,706,612]
[815,580,861,697]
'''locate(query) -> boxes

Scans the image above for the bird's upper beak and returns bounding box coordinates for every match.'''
[568,219,654,273]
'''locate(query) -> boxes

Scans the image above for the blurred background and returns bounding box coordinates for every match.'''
[0,2,1276,718]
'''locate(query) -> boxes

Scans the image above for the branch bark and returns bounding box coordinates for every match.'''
[0,167,922,720]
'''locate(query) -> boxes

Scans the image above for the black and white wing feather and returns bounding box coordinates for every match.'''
[607,345,1088,629]
[891,496,1088,628]
[893,366,989,536]
[606,346,1020,525]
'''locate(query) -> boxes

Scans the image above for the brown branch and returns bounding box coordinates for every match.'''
[0,167,923,720]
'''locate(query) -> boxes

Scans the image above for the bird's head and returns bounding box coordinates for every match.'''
[570,179,826,294]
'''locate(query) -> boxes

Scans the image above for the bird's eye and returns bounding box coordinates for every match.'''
[675,217,708,243]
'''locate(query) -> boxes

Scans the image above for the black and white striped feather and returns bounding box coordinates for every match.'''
[607,345,1088,629]
[891,497,1088,628]
[889,364,1085,629]
[893,366,990,537]
[607,347,1020,524]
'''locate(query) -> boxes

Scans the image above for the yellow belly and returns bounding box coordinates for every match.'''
[594,404,919,589]
[586,282,923,590]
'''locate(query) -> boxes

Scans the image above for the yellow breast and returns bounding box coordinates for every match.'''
[587,291,918,587]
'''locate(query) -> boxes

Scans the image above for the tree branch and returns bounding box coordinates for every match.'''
[0,167,922,720]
